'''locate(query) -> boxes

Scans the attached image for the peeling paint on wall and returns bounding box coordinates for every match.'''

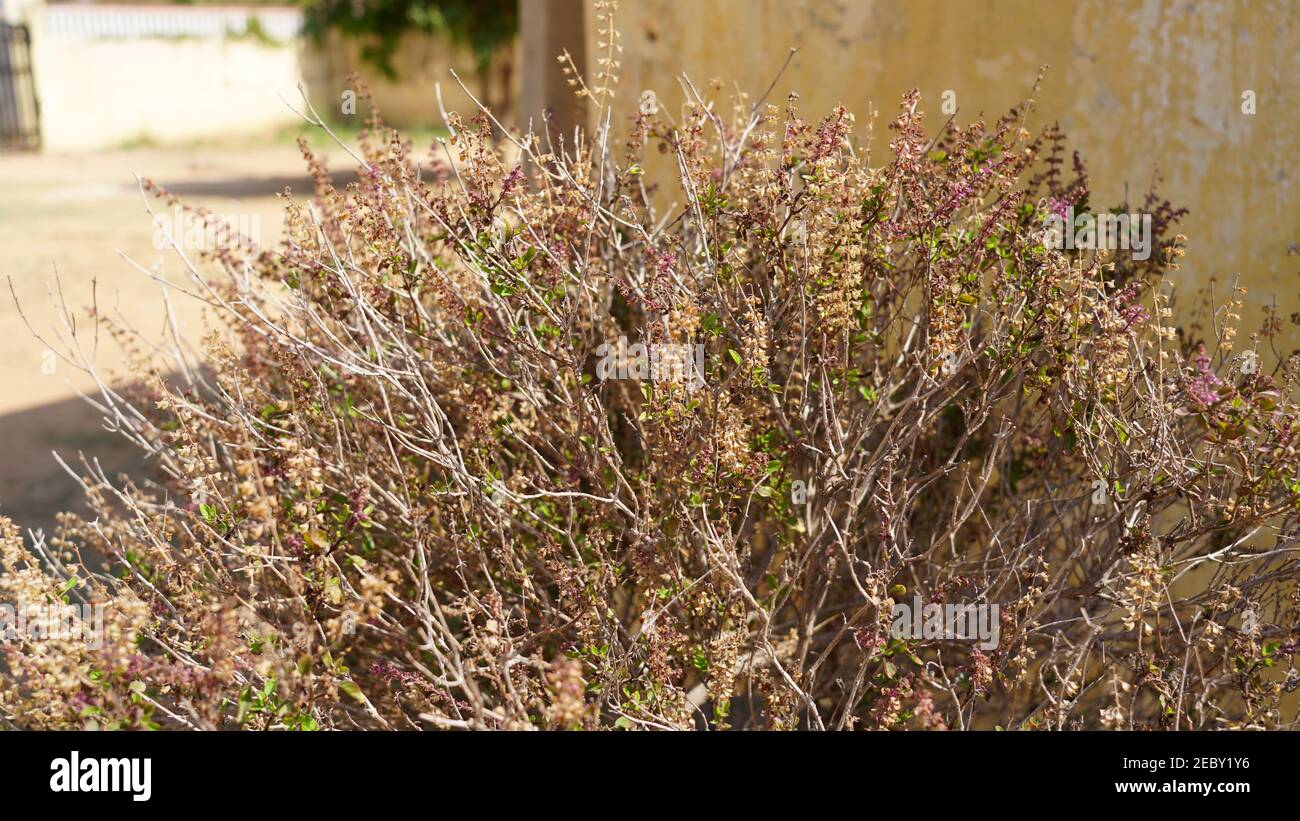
[591,0,1300,351]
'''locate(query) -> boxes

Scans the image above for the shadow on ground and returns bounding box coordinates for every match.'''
[155,168,359,199]
[0,394,150,540]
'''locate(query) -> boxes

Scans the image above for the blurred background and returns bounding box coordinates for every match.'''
[0,0,1296,535]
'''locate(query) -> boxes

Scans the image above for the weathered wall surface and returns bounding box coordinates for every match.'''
[304,29,517,129]
[590,0,1300,349]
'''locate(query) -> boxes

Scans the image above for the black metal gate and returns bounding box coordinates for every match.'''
[0,22,39,150]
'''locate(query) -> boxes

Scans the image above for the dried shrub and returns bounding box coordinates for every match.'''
[4,43,1299,731]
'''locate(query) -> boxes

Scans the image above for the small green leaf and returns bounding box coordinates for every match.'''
[339,680,365,702]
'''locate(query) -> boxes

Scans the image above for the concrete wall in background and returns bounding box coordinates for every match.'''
[304,29,516,129]
[570,0,1300,350]
[520,0,587,146]
[35,37,305,151]
[21,2,503,152]
[29,4,306,151]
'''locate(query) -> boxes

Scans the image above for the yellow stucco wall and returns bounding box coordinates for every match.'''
[595,0,1300,350]
[304,30,518,129]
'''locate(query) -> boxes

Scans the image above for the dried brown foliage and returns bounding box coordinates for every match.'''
[4,39,1299,730]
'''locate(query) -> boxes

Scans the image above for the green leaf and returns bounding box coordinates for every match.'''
[339,680,366,703]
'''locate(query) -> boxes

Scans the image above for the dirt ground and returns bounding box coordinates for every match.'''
[0,136,358,536]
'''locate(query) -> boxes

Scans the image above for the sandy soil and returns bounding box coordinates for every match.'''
[0,139,357,534]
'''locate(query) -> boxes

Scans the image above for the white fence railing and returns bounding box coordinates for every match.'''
[43,4,302,41]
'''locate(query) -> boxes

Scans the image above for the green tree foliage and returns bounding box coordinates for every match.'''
[301,0,517,81]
